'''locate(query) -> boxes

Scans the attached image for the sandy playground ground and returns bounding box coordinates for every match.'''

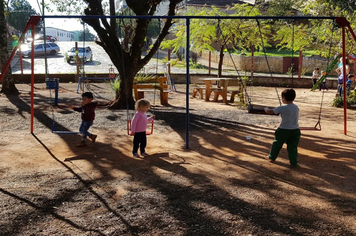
[1,82,356,235]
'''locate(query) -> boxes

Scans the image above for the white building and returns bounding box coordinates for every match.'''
[44,27,74,41]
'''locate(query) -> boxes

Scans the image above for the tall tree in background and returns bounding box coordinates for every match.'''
[94,0,182,109]
[78,27,95,41]
[0,0,18,94]
[161,4,269,77]
[8,0,38,32]
[301,1,356,56]
[325,0,356,12]
[266,0,302,16]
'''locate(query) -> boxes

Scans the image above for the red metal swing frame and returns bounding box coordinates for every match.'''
[127,119,154,136]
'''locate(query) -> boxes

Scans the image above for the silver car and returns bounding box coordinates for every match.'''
[17,41,60,57]
[66,47,93,63]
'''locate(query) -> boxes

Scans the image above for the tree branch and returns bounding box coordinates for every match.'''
[139,0,183,67]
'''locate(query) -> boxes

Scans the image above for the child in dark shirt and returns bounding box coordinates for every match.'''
[69,92,98,147]
[346,74,355,96]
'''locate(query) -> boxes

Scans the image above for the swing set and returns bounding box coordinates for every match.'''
[1,15,355,148]
[217,17,356,132]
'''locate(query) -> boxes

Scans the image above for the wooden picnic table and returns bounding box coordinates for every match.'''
[199,78,241,103]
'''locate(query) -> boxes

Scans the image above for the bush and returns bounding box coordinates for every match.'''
[189,62,205,69]
[110,78,120,94]
[134,73,156,83]
[332,91,356,107]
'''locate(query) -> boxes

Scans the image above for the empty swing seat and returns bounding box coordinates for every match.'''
[299,121,321,131]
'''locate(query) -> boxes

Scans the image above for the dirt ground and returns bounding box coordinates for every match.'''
[1,82,356,236]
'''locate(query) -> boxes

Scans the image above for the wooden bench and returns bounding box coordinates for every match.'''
[190,77,206,99]
[226,79,243,103]
[212,87,224,102]
[210,79,242,103]
[133,77,169,105]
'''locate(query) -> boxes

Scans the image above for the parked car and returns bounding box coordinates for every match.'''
[26,34,56,43]
[66,46,93,63]
[17,41,60,57]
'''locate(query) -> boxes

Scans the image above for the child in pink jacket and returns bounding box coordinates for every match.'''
[131,98,155,157]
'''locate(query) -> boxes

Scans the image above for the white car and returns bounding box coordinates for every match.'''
[66,47,93,63]
[17,42,60,57]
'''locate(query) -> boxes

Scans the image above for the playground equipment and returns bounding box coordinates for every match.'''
[127,119,154,136]
[1,15,356,147]
[46,78,59,106]
[76,64,117,93]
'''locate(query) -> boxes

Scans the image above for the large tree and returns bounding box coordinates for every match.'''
[0,0,19,94]
[50,0,183,109]
[301,1,356,56]
[323,0,356,12]
[161,4,269,77]
[8,0,38,32]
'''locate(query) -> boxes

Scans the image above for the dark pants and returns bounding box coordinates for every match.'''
[79,121,93,141]
[337,84,343,97]
[269,128,301,166]
[319,81,328,90]
[133,132,147,154]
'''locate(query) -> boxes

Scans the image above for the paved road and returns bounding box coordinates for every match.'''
[10,41,178,75]
[11,42,118,74]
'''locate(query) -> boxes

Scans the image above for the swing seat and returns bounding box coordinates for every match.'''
[127,119,154,136]
[248,104,276,115]
[52,123,80,134]
[299,127,321,131]
[299,121,321,131]
[52,131,81,134]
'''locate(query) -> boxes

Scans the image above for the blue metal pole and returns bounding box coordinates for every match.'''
[185,18,190,149]
[54,88,58,106]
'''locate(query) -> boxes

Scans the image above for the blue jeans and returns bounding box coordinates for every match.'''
[337,84,343,97]
[79,121,93,141]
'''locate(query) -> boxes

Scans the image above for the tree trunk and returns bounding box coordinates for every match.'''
[109,70,136,109]
[218,45,225,78]
[0,0,19,95]
[83,0,182,109]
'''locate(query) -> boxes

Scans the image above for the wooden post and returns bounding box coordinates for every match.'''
[298,50,303,79]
